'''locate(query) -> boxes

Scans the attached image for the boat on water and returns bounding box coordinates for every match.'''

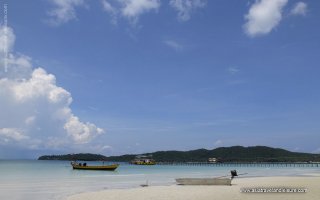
[71,161,119,171]
[131,155,156,165]
[175,178,232,185]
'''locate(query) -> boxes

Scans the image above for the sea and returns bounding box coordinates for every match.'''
[0,160,319,200]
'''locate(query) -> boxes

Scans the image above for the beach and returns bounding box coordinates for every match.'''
[1,161,320,200]
[68,176,320,200]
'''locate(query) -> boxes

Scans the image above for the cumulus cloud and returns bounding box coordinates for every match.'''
[0,128,29,142]
[64,115,104,144]
[243,0,288,37]
[47,0,86,25]
[48,0,207,25]
[169,0,206,21]
[0,26,104,155]
[120,0,160,19]
[101,0,160,24]
[290,2,307,16]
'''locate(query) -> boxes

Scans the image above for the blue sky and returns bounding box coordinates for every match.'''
[0,0,320,158]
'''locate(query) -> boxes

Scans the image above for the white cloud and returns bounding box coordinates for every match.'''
[64,115,103,144]
[101,0,119,25]
[169,0,206,21]
[101,0,160,24]
[0,26,104,154]
[101,145,113,150]
[47,0,86,25]
[47,0,206,26]
[291,2,307,16]
[214,139,222,146]
[102,0,117,14]
[227,67,240,75]
[25,116,36,125]
[164,40,183,51]
[0,128,29,142]
[244,0,288,37]
[120,0,160,19]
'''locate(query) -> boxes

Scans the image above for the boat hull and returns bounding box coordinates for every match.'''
[176,178,231,185]
[132,162,156,165]
[72,164,119,171]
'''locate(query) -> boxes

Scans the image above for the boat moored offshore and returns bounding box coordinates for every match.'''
[71,161,119,171]
[131,155,156,165]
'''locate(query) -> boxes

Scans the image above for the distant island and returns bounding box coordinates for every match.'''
[38,146,320,162]
[38,153,108,161]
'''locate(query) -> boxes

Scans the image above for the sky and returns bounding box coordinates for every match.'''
[0,0,319,159]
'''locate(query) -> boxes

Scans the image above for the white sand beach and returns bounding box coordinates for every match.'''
[67,176,320,200]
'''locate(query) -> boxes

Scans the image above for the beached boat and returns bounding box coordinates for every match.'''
[71,162,119,171]
[176,170,237,185]
[175,178,232,185]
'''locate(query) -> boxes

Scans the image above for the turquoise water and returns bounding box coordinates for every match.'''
[0,160,319,200]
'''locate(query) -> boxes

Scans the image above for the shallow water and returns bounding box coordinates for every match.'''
[0,160,319,200]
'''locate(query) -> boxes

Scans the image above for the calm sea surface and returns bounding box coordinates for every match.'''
[0,160,319,200]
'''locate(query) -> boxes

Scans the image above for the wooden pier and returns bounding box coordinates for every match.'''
[154,162,320,167]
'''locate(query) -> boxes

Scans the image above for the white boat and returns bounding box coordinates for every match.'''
[176,170,240,186]
[175,178,232,185]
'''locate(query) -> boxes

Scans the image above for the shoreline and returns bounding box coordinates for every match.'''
[67,176,320,200]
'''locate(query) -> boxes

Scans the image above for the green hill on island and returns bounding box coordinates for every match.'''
[38,146,320,162]
[107,146,320,162]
